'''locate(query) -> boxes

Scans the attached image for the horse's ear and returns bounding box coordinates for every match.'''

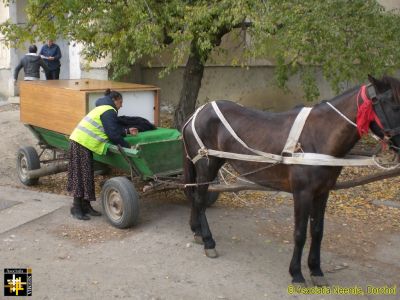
[368,74,389,92]
[368,74,381,86]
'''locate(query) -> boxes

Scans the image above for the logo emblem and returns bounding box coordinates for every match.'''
[4,268,32,296]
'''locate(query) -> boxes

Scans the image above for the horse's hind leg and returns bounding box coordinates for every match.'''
[184,157,203,243]
[308,191,329,286]
[289,190,311,284]
[192,158,222,258]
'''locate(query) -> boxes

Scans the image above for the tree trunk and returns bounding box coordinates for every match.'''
[173,47,205,130]
[173,26,230,129]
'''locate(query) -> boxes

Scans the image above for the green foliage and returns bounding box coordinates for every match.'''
[249,0,400,99]
[2,0,400,100]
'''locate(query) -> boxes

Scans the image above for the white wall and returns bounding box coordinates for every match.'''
[379,0,400,9]
[69,43,81,79]
[0,1,13,99]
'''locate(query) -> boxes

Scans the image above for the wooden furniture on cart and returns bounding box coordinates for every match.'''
[20,79,160,135]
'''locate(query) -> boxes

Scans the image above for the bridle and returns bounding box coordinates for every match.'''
[327,84,400,151]
[366,86,400,139]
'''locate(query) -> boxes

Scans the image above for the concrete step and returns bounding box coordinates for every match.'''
[0,186,69,234]
[8,96,20,104]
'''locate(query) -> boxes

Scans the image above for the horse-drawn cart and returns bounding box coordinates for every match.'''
[16,79,400,232]
[16,76,400,286]
[17,79,185,228]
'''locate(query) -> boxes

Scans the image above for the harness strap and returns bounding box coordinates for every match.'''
[282,107,313,154]
[205,149,376,166]
[191,104,207,150]
[188,104,209,163]
[326,102,357,127]
[211,101,282,162]
[184,100,384,167]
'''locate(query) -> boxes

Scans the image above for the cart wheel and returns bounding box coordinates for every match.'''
[101,177,140,229]
[206,191,220,207]
[17,146,40,186]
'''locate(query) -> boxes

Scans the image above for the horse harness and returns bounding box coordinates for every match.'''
[183,85,398,168]
[368,87,400,139]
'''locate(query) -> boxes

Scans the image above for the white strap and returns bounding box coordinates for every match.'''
[282,107,312,154]
[185,101,378,167]
[326,102,357,127]
[203,148,376,166]
[211,101,282,162]
[191,104,207,149]
[285,153,374,166]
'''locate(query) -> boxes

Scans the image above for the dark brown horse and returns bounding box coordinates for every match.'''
[182,75,400,285]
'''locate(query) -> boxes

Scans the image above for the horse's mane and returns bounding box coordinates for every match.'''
[317,76,400,106]
[317,85,360,106]
[381,75,400,104]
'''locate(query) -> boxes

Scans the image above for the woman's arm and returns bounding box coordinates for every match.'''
[100,110,130,148]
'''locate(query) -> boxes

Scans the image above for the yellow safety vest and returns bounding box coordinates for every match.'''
[70,105,117,155]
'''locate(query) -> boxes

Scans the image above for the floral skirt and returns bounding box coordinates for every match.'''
[67,140,96,201]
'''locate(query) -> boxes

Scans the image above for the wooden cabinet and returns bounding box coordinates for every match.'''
[20,79,160,135]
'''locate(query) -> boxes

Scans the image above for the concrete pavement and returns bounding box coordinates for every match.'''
[0,186,69,234]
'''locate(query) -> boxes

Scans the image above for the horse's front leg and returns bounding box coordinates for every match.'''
[308,191,329,286]
[289,190,312,284]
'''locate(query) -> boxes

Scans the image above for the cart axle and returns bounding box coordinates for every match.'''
[25,161,68,179]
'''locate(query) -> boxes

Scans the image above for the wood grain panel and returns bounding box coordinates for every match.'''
[22,79,160,92]
[20,80,161,135]
[20,82,86,135]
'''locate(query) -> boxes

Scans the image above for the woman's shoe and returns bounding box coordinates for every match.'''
[71,198,90,220]
[82,200,102,216]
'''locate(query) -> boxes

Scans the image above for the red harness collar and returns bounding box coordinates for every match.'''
[356,85,383,137]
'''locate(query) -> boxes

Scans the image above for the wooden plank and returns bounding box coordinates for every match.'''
[20,79,161,135]
[21,79,160,92]
[20,82,86,135]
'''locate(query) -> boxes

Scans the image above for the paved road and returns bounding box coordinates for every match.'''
[0,106,399,299]
[0,186,399,299]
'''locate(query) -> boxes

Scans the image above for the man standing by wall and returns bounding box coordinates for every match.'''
[13,45,48,82]
[39,39,62,80]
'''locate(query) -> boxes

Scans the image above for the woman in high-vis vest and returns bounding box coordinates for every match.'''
[67,89,138,220]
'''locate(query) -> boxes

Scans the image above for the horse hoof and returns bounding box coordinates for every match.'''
[311,275,329,287]
[205,248,218,258]
[193,235,203,245]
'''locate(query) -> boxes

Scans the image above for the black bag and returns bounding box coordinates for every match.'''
[118,115,156,132]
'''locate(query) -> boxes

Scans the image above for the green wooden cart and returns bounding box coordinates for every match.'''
[16,80,222,229]
[17,125,186,228]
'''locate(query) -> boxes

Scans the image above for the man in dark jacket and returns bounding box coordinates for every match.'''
[39,39,62,80]
[95,93,138,147]
[13,45,49,82]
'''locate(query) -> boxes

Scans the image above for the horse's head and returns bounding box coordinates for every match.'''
[368,75,400,152]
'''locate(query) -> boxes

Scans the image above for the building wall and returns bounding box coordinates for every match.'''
[140,30,335,111]
[379,0,400,9]
[0,1,11,99]
[142,66,339,112]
